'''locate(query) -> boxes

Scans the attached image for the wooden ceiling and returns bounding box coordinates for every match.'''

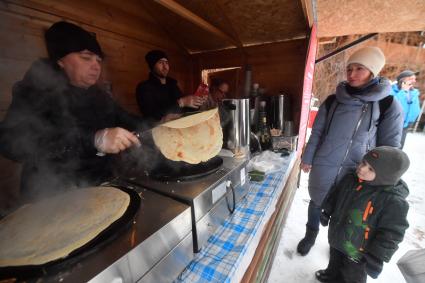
[317,0,425,37]
[141,0,309,54]
[140,0,425,54]
[7,0,424,55]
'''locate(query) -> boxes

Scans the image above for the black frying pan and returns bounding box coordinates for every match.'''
[149,155,223,181]
[0,186,140,281]
[119,126,223,181]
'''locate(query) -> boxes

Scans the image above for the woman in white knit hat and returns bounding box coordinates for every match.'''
[297,46,404,257]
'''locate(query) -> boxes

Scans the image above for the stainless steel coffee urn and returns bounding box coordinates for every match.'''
[221,98,250,156]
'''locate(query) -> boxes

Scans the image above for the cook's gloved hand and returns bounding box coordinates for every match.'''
[94,127,140,155]
[363,253,383,279]
[320,211,330,227]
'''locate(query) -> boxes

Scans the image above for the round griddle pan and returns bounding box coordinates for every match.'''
[149,155,223,181]
[119,131,224,181]
[0,186,140,281]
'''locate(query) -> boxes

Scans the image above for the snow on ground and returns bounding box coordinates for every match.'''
[268,132,425,283]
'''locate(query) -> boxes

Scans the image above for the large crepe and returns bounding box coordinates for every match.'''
[0,186,130,267]
[152,108,223,164]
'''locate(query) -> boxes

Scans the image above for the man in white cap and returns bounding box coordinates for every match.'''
[297,46,403,256]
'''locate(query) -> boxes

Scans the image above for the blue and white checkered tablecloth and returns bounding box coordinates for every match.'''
[176,155,295,283]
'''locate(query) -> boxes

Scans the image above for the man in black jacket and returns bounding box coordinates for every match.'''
[136,50,204,121]
[0,21,144,201]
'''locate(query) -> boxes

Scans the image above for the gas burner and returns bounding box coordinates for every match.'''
[122,156,249,253]
[149,156,223,182]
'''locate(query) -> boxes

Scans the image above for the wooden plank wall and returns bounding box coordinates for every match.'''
[0,0,194,118]
[0,0,193,213]
[191,39,308,130]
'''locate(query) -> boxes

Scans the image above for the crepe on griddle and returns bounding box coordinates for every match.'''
[0,186,130,267]
[152,108,223,164]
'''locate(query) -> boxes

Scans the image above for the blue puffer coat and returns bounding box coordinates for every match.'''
[302,78,403,205]
[390,84,421,128]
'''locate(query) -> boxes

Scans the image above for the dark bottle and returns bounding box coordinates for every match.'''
[258,101,271,150]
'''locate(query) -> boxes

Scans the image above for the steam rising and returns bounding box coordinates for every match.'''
[0,58,152,207]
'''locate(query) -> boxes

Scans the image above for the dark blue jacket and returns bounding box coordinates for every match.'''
[302,78,403,204]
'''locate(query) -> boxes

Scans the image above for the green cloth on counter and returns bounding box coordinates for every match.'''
[249,170,265,182]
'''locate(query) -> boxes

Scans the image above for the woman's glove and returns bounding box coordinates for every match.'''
[320,211,330,227]
[363,253,383,279]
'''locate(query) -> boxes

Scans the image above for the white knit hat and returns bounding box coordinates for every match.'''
[347,47,386,77]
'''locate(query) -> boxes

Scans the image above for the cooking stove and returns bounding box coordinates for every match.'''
[88,182,194,283]
[8,156,249,283]
[123,156,250,253]
[23,186,194,283]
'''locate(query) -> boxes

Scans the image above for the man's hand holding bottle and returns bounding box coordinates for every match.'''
[178,95,207,108]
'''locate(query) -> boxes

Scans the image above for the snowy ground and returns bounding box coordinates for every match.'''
[268,132,425,283]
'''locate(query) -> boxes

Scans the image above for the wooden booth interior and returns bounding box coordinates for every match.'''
[0,0,311,213]
[2,0,424,281]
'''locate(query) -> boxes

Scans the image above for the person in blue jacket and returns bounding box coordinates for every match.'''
[391,70,421,148]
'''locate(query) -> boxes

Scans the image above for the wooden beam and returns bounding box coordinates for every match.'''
[153,0,238,47]
[315,33,378,64]
[318,37,336,45]
[211,0,247,62]
[300,0,315,28]
[212,0,243,49]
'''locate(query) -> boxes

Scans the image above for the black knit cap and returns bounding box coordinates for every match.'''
[363,146,410,186]
[145,50,168,70]
[45,21,104,62]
